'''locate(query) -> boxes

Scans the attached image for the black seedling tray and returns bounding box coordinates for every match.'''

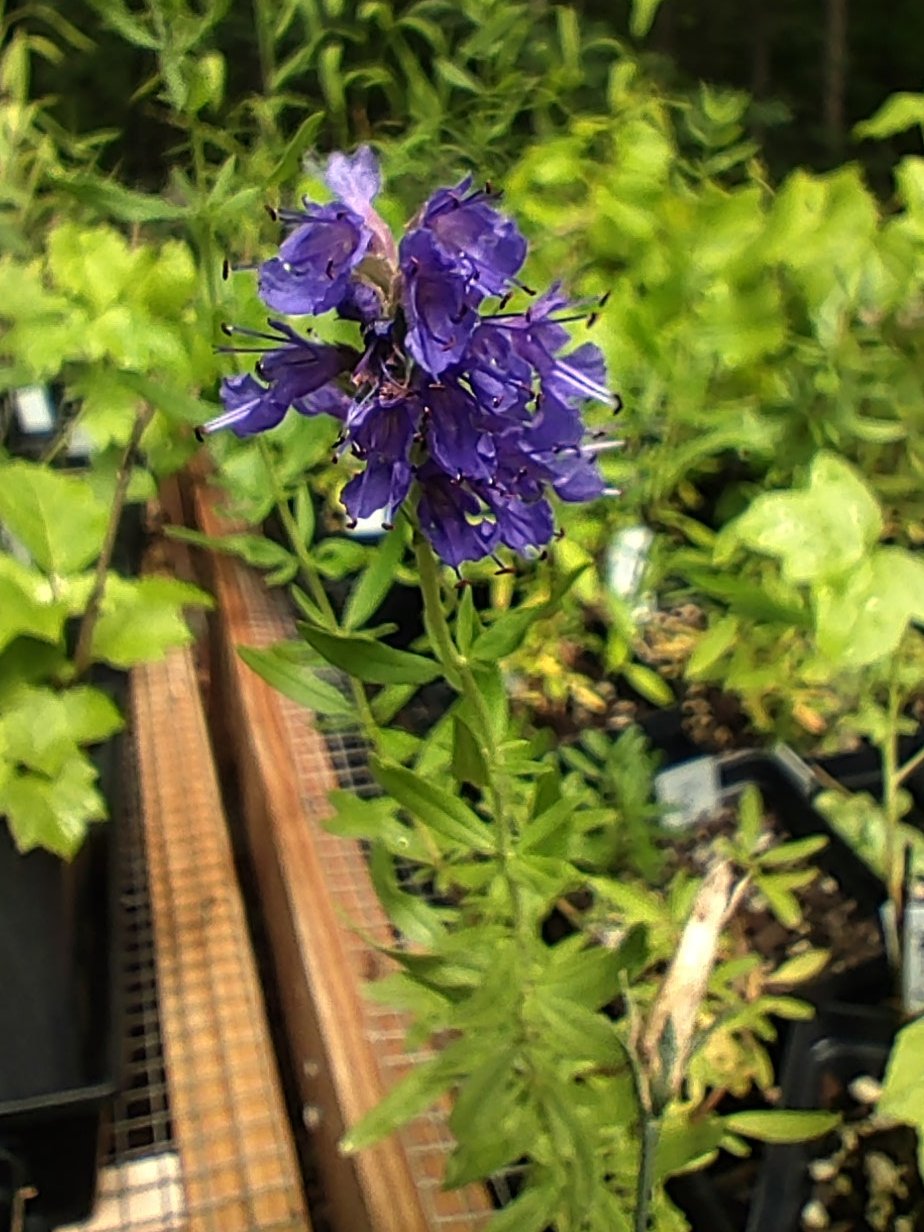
[746,1002,899,1232]
[0,683,126,1230]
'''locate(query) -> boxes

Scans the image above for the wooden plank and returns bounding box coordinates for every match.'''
[190,478,495,1232]
[132,628,312,1232]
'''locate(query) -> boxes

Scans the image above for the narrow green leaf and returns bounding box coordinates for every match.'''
[343,526,406,630]
[340,1054,455,1154]
[299,623,441,686]
[451,715,488,788]
[723,1110,840,1143]
[371,756,494,852]
[238,645,352,715]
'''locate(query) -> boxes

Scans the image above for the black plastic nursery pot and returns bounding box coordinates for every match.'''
[0,692,126,1231]
[746,1002,906,1232]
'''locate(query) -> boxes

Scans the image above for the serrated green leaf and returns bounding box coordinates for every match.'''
[371,756,494,852]
[299,622,441,686]
[90,576,211,668]
[0,754,106,857]
[0,462,108,574]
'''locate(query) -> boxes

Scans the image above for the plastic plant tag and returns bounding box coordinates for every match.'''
[12,385,55,435]
[654,756,722,830]
[901,888,924,1013]
[772,743,817,799]
[345,508,388,540]
[605,525,655,616]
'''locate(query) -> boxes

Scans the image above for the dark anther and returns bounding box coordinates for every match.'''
[454,577,472,591]
[538,549,549,561]
[265,204,279,221]
[220,323,234,336]
[592,429,607,439]
[612,393,624,416]
[492,397,501,408]
[484,180,494,194]
[498,292,512,310]
[221,257,230,280]
[346,518,358,530]
[413,432,426,444]
[586,311,599,329]
[494,564,516,576]
[554,528,566,540]
[193,426,206,443]
[521,283,536,297]
[382,521,394,531]
[325,258,335,279]
[255,360,267,380]
[599,290,612,307]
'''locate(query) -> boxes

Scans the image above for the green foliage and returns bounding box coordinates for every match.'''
[878,1017,924,1179]
[0,459,210,856]
[0,221,216,459]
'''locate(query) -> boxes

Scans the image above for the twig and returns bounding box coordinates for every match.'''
[72,404,155,680]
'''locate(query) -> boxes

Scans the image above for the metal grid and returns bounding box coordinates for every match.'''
[61,750,185,1232]
[131,646,310,1232]
[226,561,497,1228]
[63,647,311,1232]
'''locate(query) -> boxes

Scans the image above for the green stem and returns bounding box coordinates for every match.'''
[72,404,156,681]
[412,529,525,933]
[883,682,903,957]
[634,1117,661,1232]
[251,0,277,95]
[896,742,924,789]
[257,440,379,745]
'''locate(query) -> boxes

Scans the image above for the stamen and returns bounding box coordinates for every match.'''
[265,204,278,221]
[612,393,624,415]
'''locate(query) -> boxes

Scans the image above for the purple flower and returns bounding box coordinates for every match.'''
[417,466,498,568]
[259,203,371,315]
[203,146,618,566]
[400,230,479,375]
[200,374,288,438]
[412,178,527,296]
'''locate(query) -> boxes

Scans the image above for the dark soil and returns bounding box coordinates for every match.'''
[665,807,883,980]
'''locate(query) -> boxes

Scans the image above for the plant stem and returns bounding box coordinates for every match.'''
[412,530,526,933]
[72,404,156,680]
[257,440,380,744]
[251,0,277,96]
[634,1116,661,1232]
[896,742,924,789]
[883,682,904,955]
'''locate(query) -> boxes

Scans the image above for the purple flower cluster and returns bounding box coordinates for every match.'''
[204,147,617,567]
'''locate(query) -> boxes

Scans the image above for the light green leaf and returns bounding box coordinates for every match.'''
[485,1183,560,1232]
[815,547,924,668]
[237,645,352,716]
[60,685,124,744]
[879,1016,924,1178]
[725,452,882,584]
[91,576,211,668]
[340,1053,455,1154]
[723,1109,840,1143]
[630,0,665,38]
[766,949,830,986]
[0,568,65,653]
[0,462,108,574]
[371,756,495,853]
[0,754,106,857]
[855,92,924,140]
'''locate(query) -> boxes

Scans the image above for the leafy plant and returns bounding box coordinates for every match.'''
[0,450,210,857]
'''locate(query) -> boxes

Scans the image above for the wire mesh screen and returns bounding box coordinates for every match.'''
[221,560,496,1229]
[63,648,310,1232]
